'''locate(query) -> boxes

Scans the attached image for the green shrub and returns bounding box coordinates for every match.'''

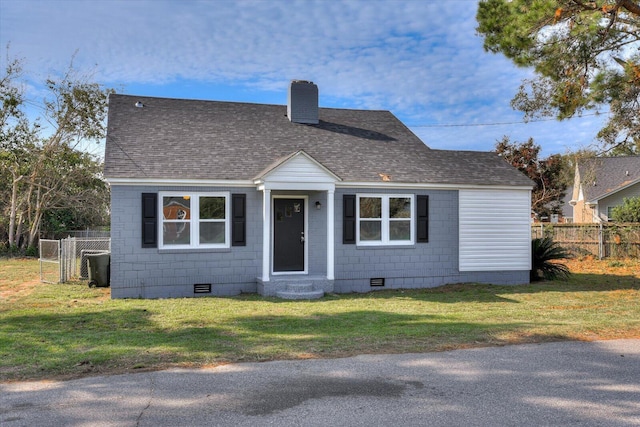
[531,237,570,281]
[611,197,640,222]
[25,246,38,258]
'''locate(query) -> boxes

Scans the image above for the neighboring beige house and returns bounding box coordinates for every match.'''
[570,156,640,223]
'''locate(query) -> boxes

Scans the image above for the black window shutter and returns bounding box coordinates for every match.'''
[343,194,356,244]
[141,193,158,248]
[231,193,246,246]
[416,195,429,243]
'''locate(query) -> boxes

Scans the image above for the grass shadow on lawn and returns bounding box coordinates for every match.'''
[292,271,640,305]
[1,265,638,381]
[0,306,242,380]
[496,271,640,295]
[1,304,543,381]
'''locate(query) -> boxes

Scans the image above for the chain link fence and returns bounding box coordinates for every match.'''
[55,229,111,239]
[39,237,111,283]
[39,239,61,283]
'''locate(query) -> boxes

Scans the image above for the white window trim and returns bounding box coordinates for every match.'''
[159,191,231,249]
[356,194,415,246]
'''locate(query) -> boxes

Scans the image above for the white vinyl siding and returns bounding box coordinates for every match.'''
[459,189,531,271]
[263,154,337,183]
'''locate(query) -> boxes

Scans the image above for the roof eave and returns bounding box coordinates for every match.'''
[106,177,256,187]
[587,177,640,203]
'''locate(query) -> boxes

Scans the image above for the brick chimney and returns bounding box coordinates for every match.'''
[287,80,319,124]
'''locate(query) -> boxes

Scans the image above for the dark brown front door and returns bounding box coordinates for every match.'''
[273,198,305,272]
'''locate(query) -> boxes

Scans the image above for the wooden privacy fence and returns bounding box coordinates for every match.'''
[531,223,640,259]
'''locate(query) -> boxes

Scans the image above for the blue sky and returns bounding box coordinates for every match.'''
[1,0,607,157]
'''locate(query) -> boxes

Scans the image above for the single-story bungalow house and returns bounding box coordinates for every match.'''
[570,156,640,223]
[104,81,533,299]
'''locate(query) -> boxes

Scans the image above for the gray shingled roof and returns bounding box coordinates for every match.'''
[578,156,640,201]
[104,94,533,187]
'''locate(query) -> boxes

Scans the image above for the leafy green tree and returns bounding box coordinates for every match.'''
[0,52,40,248]
[611,196,640,222]
[496,136,568,218]
[477,1,640,153]
[0,51,112,250]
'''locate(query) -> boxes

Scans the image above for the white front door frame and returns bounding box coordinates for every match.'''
[261,189,271,282]
[326,188,335,280]
[258,184,335,283]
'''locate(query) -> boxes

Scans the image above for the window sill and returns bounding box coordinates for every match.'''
[158,247,232,254]
[356,243,416,250]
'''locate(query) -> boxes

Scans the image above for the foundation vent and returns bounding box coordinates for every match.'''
[194,283,212,294]
[370,278,385,287]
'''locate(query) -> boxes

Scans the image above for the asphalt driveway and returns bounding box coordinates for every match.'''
[2,339,639,426]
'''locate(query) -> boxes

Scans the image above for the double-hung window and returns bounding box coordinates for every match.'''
[160,192,230,249]
[357,194,414,245]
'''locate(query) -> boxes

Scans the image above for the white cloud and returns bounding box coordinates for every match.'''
[0,0,607,156]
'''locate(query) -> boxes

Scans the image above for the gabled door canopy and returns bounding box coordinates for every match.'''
[254,150,341,191]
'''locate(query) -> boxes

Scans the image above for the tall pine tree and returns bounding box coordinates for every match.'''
[477,1,640,153]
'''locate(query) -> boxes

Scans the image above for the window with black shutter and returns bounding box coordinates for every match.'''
[141,193,158,248]
[231,193,246,246]
[416,195,429,243]
[343,194,356,244]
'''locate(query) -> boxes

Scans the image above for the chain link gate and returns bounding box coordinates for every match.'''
[39,239,61,283]
[39,237,111,283]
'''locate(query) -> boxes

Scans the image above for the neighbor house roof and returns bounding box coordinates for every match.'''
[577,156,640,202]
[104,94,533,187]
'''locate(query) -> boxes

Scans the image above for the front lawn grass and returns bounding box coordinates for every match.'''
[1,257,639,381]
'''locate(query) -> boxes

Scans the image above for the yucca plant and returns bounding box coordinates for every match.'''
[531,237,571,281]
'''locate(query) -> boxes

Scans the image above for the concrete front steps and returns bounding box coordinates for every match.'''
[258,275,333,299]
[276,282,324,300]
[269,276,326,300]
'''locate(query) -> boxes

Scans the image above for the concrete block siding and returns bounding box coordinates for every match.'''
[110,185,529,299]
[110,185,263,298]
[333,188,456,293]
[333,188,529,293]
